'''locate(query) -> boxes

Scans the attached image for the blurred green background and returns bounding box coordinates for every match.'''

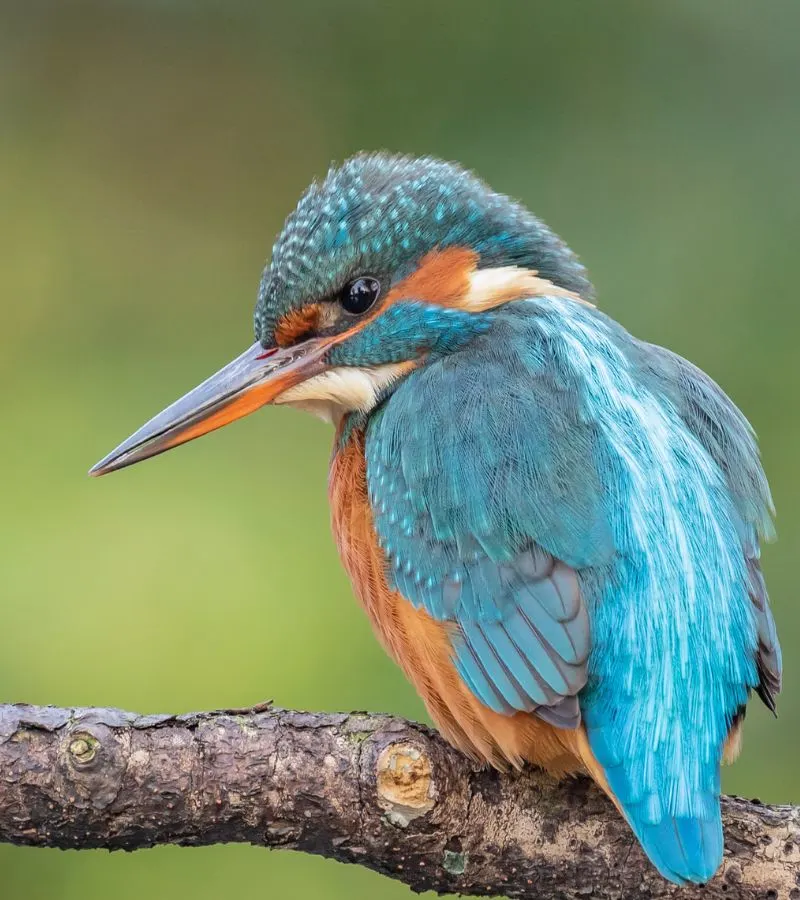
[1,1,798,897]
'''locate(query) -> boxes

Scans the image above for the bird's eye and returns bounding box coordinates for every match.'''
[340,276,381,315]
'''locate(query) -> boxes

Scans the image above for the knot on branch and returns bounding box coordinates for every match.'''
[67,733,100,766]
[56,722,127,810]
[376,741,435,827]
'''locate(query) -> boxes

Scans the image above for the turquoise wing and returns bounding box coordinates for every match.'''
[365,306,613,726]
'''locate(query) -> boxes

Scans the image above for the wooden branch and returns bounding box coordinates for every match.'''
[0,703,796,898]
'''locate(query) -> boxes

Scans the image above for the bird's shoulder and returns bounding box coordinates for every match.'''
[365,298,619,573]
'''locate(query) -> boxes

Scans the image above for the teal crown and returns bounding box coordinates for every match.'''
[254,152,593,344]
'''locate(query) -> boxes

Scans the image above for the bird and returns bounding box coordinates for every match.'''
[90,152,781,885]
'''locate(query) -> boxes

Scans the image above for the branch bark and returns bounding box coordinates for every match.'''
[0,703,796,898]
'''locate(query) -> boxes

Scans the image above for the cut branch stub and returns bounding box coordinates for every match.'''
[376,741,436,826]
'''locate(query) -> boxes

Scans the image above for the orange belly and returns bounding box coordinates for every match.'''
[329,426,590,778]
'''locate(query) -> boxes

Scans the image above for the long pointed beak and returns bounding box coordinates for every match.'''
[89,339,327,476]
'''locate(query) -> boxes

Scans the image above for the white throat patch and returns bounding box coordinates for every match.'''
[274,363,412,424]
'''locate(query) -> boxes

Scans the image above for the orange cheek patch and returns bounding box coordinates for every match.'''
[274,304,324,347]
[272,248,479,354]
[385,247,478,308]
[382,248,589,315]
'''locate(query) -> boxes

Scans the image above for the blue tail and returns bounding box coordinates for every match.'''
[587,720,724,884]
[633,813,723,885]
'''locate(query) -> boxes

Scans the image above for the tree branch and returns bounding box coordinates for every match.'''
[0,703,796,898]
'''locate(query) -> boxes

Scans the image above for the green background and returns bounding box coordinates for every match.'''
[1,2,798,897]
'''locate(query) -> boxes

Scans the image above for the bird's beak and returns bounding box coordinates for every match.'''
[89,339,328,476]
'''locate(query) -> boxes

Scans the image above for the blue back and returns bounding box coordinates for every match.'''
[364,296,780,884]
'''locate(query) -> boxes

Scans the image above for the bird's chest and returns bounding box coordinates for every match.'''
[328,426,408,659]
[328,425,467,710]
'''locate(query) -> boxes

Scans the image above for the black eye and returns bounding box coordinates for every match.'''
[340,276,381,315]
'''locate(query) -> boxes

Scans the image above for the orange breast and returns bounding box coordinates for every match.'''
[328,426,589,777]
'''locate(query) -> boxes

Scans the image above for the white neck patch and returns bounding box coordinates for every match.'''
[462,266,590,311]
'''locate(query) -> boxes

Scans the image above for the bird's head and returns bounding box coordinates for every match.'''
[91,153,592,475]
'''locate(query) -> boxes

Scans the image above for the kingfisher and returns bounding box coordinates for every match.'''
[91,153,781,885]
